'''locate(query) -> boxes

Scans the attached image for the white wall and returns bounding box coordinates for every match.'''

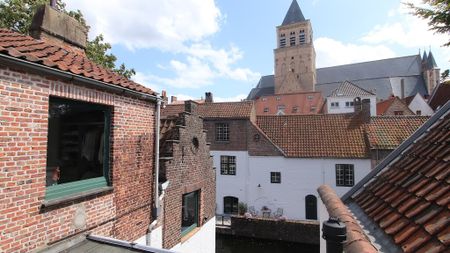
[213,150,371,220]
[408,94,434,116]
[327,96,376,116]
[212,151,249,214]
[246,157,370,220]
[171,217,216,253]
[135,225,163,249]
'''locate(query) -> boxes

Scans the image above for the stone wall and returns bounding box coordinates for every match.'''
[219,216,319,245]
[0,66,155,253]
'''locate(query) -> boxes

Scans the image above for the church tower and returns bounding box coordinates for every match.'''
[274,0,316,94]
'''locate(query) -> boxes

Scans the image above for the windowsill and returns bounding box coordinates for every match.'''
[181,227,200,243]
[41,186,113,208]
[220,174,236,176]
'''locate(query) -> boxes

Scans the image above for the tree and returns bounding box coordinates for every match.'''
[0,0,135,78]
[407,0,450,47]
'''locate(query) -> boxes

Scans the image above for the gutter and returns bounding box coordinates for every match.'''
[147,98,162,245]
[342,100,450,202]
[0,53,158,102]
[88,235,176,253]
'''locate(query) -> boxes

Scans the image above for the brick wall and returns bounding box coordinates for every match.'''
[0,66,155,253]
[160,107,215,249]
[247,123,282,156]
[204,119,248,151]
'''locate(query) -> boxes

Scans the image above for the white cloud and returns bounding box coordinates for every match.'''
[66,0,222,51]
[314,37,396,68]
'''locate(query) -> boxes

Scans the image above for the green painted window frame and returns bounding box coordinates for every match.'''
[181,191,199,237]
[45,98,112,201]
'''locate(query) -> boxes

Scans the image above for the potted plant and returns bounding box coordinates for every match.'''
[238,202,247,216]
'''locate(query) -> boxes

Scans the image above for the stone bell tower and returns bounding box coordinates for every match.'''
[274,0,316,94]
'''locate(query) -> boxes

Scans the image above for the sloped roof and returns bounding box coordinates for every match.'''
[0,28,155,95]
[401,95,416,106]
[282,0,306,26]
[332,102,450,253]
[366,116,429,149]
[349,106,450,253]
[256,114,369,158]
[376,96,412,115]
[429,81,450,110]
[247,55,428,101]
[329,80,375,97]
[161,101,254,119]
[427,51,438,69]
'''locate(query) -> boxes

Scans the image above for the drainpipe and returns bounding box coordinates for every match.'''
[322,217,346,253]
[147,98,162,245]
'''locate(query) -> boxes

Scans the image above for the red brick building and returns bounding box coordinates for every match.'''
[0,5,160,253]
[158,101,216,251]
[254,92,324,115]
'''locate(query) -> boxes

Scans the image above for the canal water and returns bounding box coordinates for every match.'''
[216,234,319,253]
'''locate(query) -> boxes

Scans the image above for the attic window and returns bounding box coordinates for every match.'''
[345,101,354,107]
[263,107,269,113]
[292,106,298,113]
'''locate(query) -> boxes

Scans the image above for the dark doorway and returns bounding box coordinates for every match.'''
[224,196,239,214]
[305,195,317,220]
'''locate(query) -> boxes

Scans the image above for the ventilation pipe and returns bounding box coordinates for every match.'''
[322,217,347,253]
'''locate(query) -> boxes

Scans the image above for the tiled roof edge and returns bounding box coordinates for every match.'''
[317,185,378,253]
[342,100,450,201]
[250,121,287,156]
[0,47,158,100]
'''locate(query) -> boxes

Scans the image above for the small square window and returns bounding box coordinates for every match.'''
[336,164,354,187]
[331,102,339,108]
[263,107,269,113]
[345,101,354,107]
[220,156,236,175]
[216,123,229,141]
[307,95,314,100]
[394,111,404,115]
[416,110,422,115]
[310,106,316,112]
[292,106,298,113]
[270,172,281,183]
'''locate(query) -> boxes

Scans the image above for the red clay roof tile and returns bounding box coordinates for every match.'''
[350,113,450,252]
[257,114,369,158]
[0,28,155,95]
[162,101,254,119]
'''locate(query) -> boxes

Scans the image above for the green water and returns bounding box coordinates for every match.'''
[216,234,319,253]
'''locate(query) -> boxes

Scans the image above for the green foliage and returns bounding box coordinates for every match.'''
[407,0,450,47]
[238,202,247,215]
[0,0,135,78]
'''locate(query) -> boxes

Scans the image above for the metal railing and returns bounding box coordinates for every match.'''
[216,214,232,227]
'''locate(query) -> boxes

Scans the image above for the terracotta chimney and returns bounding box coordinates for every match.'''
[30,4,88,55]
[205,92,213,103]
[161,90,168,105]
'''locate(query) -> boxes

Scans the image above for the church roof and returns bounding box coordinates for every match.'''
[247,55,428,101]
[282,0,306,26]
[427,51,438,69]
[329,80,375,97]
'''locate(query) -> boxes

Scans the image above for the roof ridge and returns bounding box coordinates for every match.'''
[317,54,421,70]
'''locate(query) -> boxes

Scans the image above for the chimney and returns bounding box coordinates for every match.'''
[184,100,198,114]
[400,79,405,99]
[205,92,213,103]
[354,97,371,123]
[161,90,168,105]
[171,96,177,103]
[29,4,88,55]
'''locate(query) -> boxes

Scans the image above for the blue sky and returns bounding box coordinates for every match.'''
[66,0,450,101]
